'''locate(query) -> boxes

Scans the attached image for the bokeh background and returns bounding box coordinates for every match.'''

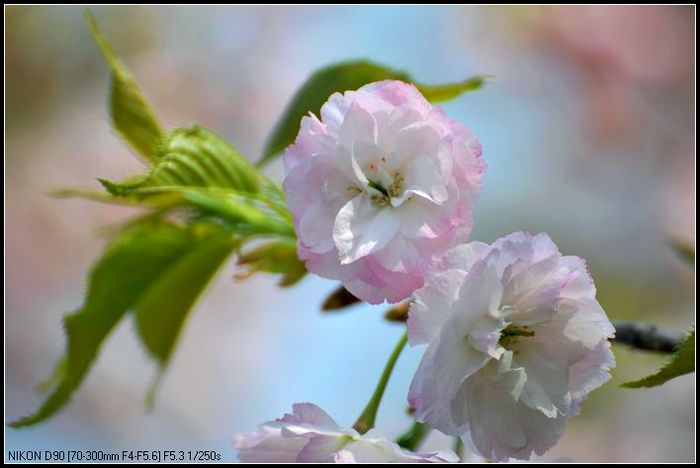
[5,5,695,462]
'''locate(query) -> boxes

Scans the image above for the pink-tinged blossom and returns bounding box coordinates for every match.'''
[407,232,615,461]
[232,403,458,463]
[283,80,485,304]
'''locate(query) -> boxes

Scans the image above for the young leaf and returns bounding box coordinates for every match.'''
[9,223,200,427]
[86,10,163,160]
[101,126,263,195]
[179,188,295,237]
[235,240,306,287]
[622,330,695,388]
[259,60,488,166]
[150,126,262,193]
[416,75,490,102]
[94,183,296,238]
[134,230,238,368]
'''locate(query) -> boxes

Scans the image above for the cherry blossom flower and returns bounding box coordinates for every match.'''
[232,402,458,463]
[407,232,615,461]
[283,80,485,304]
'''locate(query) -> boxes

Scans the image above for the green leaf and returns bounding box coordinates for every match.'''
[134,230,237,367]
[259,59,489,166]
[98,175,149,197]
[622,330,695,388]
[416,75,491,102]
[101,126,263,195]
[86,10,163,160]
[150,126,262,193]
[92,183,295,238]
[10,222,239,427]
[9,223,200,427]
[95,126,298,235]
[669,239,695,267]
[178,187,295,237]
[259,60,409,166]
[235,240,306,287]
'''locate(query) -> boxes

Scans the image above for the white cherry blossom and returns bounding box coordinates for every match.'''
[407,232,615,461]
[232,402,458,463]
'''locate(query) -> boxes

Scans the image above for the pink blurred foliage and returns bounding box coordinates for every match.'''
[534,5,693,143]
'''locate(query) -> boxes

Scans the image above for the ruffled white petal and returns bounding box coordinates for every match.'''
[333,196,400,264]
[233,403,458,463]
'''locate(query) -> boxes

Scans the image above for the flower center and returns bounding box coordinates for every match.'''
[347,156,409,207]
[367,179,389,197]
[499,324,535,348]
[365,165,406,207]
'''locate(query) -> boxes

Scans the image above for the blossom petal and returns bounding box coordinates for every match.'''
[454,258,506,358]
[333,196,399,264]
[569,339,615,402]
[296,435,350,463]
[515,342,571,418]
[409,322,490,435]
[458,363,567,461]
[275,402,343,436]
[339,103,377,149]
[408,269,467,345]
[232,426,307,463]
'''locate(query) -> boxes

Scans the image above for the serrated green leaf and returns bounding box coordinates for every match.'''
[622,330,695,388]
[93,125,297,235]
[10,223,200,427]
[101,126,263,196]
[135,231,237,367]
[259,60,489,166]
[150,126,262,193]
[86,10,163,161]
[235,240,306,287]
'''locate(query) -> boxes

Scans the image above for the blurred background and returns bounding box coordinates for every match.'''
[5,5,695,462]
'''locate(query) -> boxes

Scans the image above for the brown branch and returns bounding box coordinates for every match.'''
[612,320,686,353]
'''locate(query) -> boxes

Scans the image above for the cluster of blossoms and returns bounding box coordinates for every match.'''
[234,81,615,462]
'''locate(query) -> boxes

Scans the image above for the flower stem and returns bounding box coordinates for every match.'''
[353,331,408,434]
